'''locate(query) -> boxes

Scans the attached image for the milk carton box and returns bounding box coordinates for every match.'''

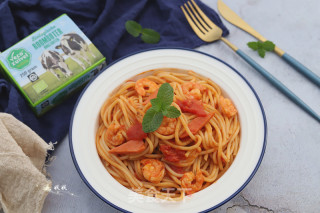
[0,14,106,115]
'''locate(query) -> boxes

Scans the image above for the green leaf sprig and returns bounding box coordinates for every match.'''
[125,20,160,44]
[247,40,275,58]
[142,83,181,133]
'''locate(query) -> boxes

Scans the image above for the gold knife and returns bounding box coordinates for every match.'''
[217,0,320,87]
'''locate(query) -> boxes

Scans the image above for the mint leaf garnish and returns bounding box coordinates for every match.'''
[125,20,160,44]
[258,48,266,58]
[150,98,162,112]
[263,41,275,51]
[142,108,163,133]
[142,83,180,133]
[247,42,258,50]
[125,20,142,37]
[157,83,173,107]
[141,28,161,44]
[162,106,181,118]
[247,40,275,58]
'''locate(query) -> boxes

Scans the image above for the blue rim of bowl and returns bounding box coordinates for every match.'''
[69,47,267,213]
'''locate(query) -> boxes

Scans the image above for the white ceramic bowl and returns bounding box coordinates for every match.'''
[69,48,267,213]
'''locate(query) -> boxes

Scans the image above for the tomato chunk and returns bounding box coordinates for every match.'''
[180,112,214,138]
[126,120,147,140]
[160,144,186,162]
[175,99,206,117]
[109,140,145,154]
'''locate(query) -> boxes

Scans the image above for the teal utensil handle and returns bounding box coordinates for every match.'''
[236,49,320,123]
[282,53,320,87]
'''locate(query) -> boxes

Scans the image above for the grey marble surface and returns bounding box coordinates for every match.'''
[42,0,320,212]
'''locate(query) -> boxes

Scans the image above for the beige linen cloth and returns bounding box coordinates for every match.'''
[0,113,52,213]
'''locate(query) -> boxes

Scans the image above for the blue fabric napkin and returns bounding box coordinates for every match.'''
[0,0,229,144]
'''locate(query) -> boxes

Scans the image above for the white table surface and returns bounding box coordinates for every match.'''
[42,0,320,212]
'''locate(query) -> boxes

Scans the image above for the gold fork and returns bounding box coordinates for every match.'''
[181,0,320,123]
[181,0,237,51]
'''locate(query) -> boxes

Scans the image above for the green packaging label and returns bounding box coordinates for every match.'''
[6,48,32,70]
[0,14,106,115]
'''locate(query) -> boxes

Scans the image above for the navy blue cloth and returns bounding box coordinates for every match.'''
[0,0,229,144]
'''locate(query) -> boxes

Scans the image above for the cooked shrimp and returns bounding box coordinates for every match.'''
[141,159,165,183]
[135,78,159,96]
[181,170,204,195]
[219,96,237,118]
[156,117,177,135]
[105,122,125,146]
[182,82,206,100]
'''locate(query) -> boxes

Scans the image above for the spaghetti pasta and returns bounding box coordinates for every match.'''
[96,68,240,200]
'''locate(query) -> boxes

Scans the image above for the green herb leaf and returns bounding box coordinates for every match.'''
[263,41,275,51]
[125,20,142,37]
[142,83,180,133]
[150,98,162,112]
[247,42,259,50]
[125,20,161,44]
[142,108,164,133]
[247,40,275,58]
[258,48,266,58]
[156,83,173,108]
[141,28,161,44]
[163,106,181,118]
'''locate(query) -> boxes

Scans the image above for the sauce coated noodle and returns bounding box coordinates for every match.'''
[96,68,240,200]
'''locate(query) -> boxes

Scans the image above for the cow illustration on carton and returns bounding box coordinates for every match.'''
[0,14,106,115]
[56,33,96,70]
[39,32,97,81]
[40,50,73,80]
